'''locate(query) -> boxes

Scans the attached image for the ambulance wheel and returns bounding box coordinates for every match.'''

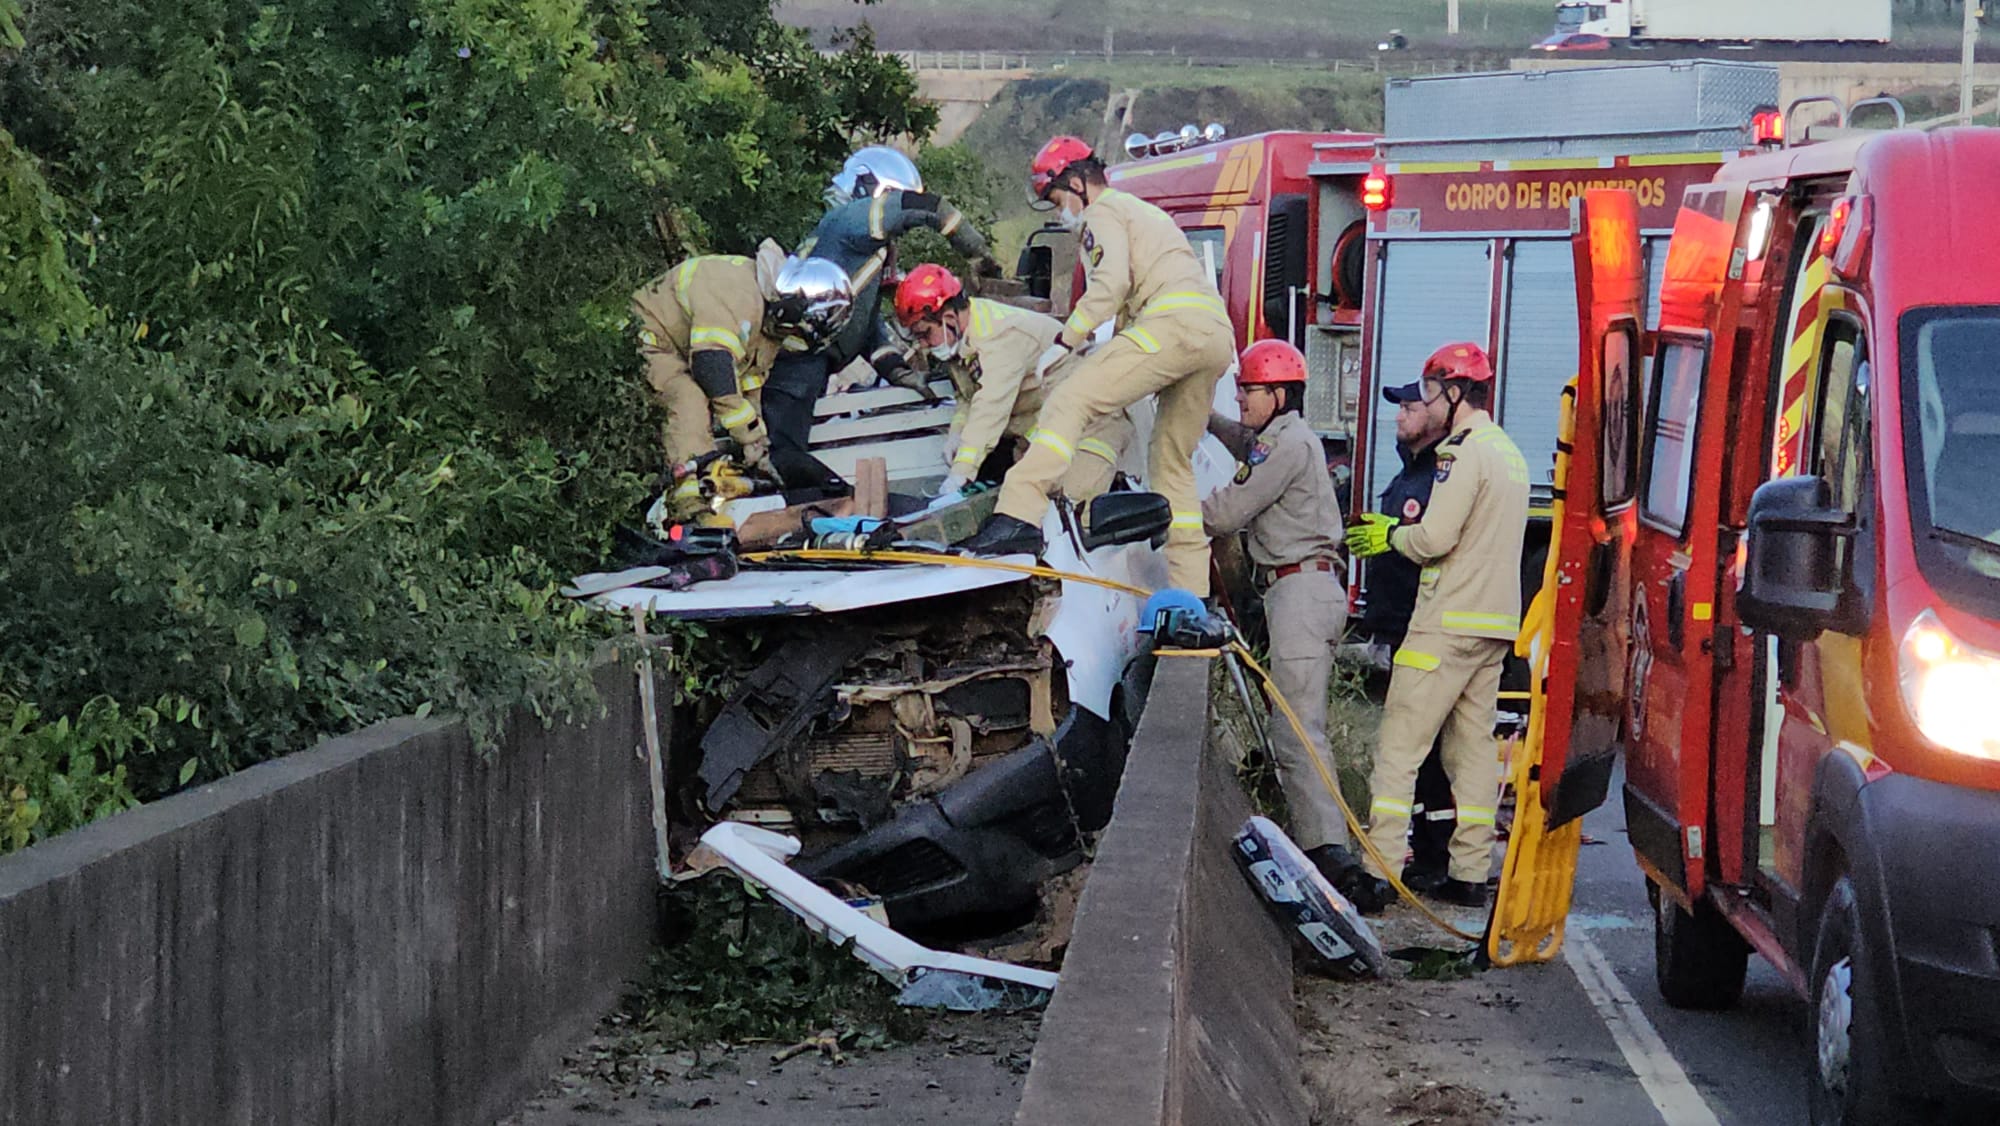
[1651,880,1748,1010]
[1806,875,1920,1126]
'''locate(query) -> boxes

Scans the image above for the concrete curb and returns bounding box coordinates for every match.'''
[1016,655,1309,1126]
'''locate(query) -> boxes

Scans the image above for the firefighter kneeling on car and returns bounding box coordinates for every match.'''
[1202,341,1386,913]
[1345,343,1529,910]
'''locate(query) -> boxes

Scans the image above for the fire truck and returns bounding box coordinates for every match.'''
[1102,61,1784,608]
[1545,103,2000,1122]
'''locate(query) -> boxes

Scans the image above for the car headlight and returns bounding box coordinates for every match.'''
[1899,609,2000,760]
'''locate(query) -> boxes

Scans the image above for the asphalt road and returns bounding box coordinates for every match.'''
[1546,768,1811,1126]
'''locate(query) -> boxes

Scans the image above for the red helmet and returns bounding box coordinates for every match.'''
[1237,339,1308,386]
[1422,341,1495,383]
[894,263,964,328]
[1028,135,1095,208]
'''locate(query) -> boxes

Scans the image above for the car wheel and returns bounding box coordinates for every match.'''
[1652,880,1749,1010]
[1806,875,1919,1126]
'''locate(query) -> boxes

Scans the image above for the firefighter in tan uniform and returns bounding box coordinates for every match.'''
[1345,343,1529,909]
[631,249,853,517]
[1202,341,1386,912]
[963,136,1234,595]
[893,263,1132,500]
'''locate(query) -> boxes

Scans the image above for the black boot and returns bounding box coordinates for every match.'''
[961,513,1043,557]
[1400,861,1450,896]
[1305,843,1362,886]
[1341,873,1393,916]
[1429,877,1490,909]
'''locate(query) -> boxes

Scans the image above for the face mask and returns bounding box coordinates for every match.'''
[1055,204,1083,232]
[927,322,959,361]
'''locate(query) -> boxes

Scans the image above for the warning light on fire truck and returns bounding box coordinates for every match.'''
[1362,165,1392,211]
[1752,108,1785,148]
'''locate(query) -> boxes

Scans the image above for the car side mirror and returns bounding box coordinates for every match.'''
[1739,475,1859,642]
[1080,492,1171,551]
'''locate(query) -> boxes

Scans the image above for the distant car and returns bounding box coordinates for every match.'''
[1533,32,1611,52]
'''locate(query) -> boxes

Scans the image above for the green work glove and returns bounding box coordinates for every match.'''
[1344,512,1397,559]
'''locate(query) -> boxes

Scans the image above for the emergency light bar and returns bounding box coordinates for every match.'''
[1752,108,1785,147]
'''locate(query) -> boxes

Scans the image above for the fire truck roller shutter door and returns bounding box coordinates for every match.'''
[1643,237,1670,333]
[1498,240,1576,494]
[1368,240,1493,507]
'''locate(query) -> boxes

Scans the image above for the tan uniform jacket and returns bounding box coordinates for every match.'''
[942,298,1063,470]
[1202,412,1344,569]
[631,256,780,412]
[1059,189,1227,351]
[1390,410,1531,642]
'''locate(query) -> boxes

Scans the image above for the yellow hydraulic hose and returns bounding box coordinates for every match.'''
[743,545,1483,942]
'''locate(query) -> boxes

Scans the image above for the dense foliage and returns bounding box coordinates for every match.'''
[0,0,935,853]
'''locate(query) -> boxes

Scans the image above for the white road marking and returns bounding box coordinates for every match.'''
[1563,929,1725,1126]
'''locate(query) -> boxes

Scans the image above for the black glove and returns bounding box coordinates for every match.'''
[883,360,941,405]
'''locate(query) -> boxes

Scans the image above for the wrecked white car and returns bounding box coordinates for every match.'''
[571,370,1238,932]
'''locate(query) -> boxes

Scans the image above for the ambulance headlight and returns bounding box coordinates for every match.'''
[1899,609,2000,760]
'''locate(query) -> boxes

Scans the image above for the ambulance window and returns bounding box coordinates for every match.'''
[1641,338,1708,533]
[1184,227,1227,292]
[1601,323,1641,508]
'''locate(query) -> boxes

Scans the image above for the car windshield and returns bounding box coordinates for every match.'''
[1905,309,2000,595]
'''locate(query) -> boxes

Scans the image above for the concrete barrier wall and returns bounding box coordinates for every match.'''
[1015,655,1310,1126]
[0,662,662,1126]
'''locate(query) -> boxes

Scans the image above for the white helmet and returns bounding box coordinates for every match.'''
[826,145,922,207]
[765,256,855,351]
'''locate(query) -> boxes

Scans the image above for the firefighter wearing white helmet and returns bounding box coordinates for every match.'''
[1344,342,1529,909]
[894,263,1132,501]
[631,243,850,514]
[1202,340,1382,911]
[760,146,999,457]
[963,135,1234,595]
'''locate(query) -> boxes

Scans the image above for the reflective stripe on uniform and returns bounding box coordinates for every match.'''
[672,476,702,499]
[688,327,745,357]
[1442,611,1522,634]
[1422,809,1458,822]
[716,403,757,429]
[738,370,765,391]
[1028,428,1075,461]
[1457,805,1497,827]
[1119,326,1161,353]
[852,251,885,291]
[1420,566,1441,583]
[1170,510,1205,531]
[1078,437,1119,463]
[1371,797,1414,817]
[953,446,983,467]
[1064,307,1097,336]
[1143,290,1226,318]
[869,195,889,241]
[940,209,962,236]
[1393,648,1441,671]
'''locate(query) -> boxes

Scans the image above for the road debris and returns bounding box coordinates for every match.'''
[1234,815,1388,979]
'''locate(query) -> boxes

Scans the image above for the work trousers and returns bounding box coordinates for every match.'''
[644,349,761,519]
[1263,569,1350,851]
[1365,631,1508,884]
[761,349,829,458]
[984,381,1134,503]
[995,311,1232,594]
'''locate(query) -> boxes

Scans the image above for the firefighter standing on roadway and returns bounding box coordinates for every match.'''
[962,136,1234,596]
[631,246,854,518]
[893,263,1133,501]
[1202,341,1386,913]
[1344,343,1529,909]
[761,146,998,458]
[1356,380,1459,895]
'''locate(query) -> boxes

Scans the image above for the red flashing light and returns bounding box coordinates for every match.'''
[1752,109,1785,147]
[1362,165,1392,212]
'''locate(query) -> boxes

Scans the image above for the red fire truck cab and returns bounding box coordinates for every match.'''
[1553,117,2000,1121]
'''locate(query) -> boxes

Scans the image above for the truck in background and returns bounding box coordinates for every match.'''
[1553,0,1893,45]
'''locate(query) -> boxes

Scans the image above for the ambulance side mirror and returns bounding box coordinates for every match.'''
[1739,476,1860,642]
[1080,492,1172,551]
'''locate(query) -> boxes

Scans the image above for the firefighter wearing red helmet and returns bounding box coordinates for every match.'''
[1202,341,1381,909]
[963,135,1234,595]
[1344,341,1529,909]
[895,263,1131,500]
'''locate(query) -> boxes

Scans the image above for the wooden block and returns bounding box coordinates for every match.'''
[897,488,999,546]
[856,458,890,519]
[736,497,854,549]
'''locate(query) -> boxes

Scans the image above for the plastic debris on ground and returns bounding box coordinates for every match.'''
[1233,815,1389,980]
[689,821,1058,1011]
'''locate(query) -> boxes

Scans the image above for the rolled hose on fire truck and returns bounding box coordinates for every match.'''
[743,545,1497,944]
